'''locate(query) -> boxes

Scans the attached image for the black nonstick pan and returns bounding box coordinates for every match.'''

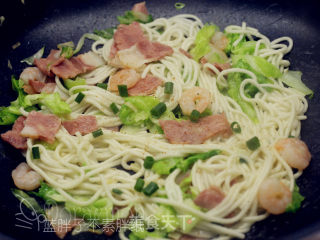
[0,0,320,239]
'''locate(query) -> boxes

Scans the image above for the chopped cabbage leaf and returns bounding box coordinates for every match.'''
[20,47,45,65]
[281,71,313,97]
[190,24,217,61]
[25,92,71,116]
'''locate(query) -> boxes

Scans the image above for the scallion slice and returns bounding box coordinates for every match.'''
[175,2,185,9]
[112,188,123,195]
[32,147,40,159]
[246,136,260,151]
[110,103,119,114]
[134,178,145,192]
[92,129,103,138]
[231,121,241,133]
[190,109,200,122]
[75,92,85,103]
[144,156,155,169]
[97,83,108,89]
[118,85,128,97]
[239,157,248,164]
[143,182,159,196]
[150,102,167,118]
[164,82,174,94]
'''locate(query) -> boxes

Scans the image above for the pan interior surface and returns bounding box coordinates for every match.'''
[0,0,320,240]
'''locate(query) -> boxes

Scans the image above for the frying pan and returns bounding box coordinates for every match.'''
[0,0,320,239]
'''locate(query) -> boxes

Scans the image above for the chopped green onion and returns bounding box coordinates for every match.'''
[246,136,260,151]
[92,129,103,138]
[175,2,185,9]
[143,182,159,196]
[75,92,85,103]
[112,188,123,195]
[239,157,248,164]
[164,82,174,94]
[150,102,167,118]
[97,83,108,89]
[32,147,40,159]
[144,156,155,169]
[134,178,145,192]
[190,110,200,122]
[231,121,241,133]
[118,85,128,97]
[288,135,295,138]
[110,103,119,114]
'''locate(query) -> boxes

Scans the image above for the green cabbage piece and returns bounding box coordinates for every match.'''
[0,76,29,125]
[224,33,246,54]
[152,157,183,175]
[31,182,65,203]
[117,11,153,25]
[232,41,266,55]
[227,71,259,123]
[0,107,19,125]
[177,149,221,172]
[64,77,86,93]
[119,96,159,126]
[65,197,114,223]
[281,71,313,97]
[20,47,45,65]
[154,205,179,232]
[60,46,74,59]
[190,24,217,62]
[12,188,44,214]
[25,92,71,116]
[93,27,116,40]
[151,150,221,175]
[119,96,174,132]
[233,55,281,79]
[286,183,305,213]
[227,55,281,122]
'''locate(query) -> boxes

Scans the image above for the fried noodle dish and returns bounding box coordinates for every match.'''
[1,2,313,240]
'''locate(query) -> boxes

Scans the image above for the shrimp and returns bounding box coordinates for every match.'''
[275,138,311,170]
[12,162,43,191]
[108,68,140,92]
[19,67,46,85]
[179,87,211,115]
[258,178,292,215]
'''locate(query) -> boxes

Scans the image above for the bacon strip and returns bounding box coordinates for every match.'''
[159,114,232,144]
[194,186,225,209]
[62,115,98,136]
[136,39,173,61]
[20,111,61,143]
[132,2,149,15]
[1,116,27,149]
[110,22,173,68]
[35,50,103,79]
[34,50,63,77]
[128,75,162,96]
